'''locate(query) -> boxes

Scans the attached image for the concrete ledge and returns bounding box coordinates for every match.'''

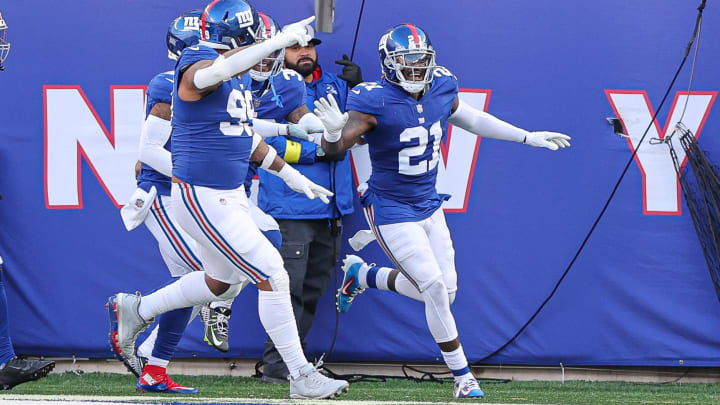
[44,358,720,384]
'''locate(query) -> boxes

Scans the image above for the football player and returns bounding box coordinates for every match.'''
[0,12,55,390]
[314,24,571,399]
[114,9,213,394]
[199,12,328,354]
[108,0,348,399]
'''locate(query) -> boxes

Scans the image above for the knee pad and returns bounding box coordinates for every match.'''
[268,270,290,292]
[216,282,243,301]
[421,278,458,343]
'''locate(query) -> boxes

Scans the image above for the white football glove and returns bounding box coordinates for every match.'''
[275,164,333,204]
[524,131,572,151]
[275,16,315,48]
[313,94,348,142]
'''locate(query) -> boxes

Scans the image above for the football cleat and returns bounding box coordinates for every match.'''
[121,355,146,379]
[336,255,366,313]
[0,357,55,390]
[453,377,485,399]
[289,362,349,399]
[201,305,231,353]
[136,367,198,394]
[106,293,152,375]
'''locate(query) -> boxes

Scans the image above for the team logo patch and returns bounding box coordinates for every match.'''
[219,198,227,205]
[134,199,145,208]
[325,83,338,96]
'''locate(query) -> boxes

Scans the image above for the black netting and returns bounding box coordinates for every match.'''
[671,126,720,301]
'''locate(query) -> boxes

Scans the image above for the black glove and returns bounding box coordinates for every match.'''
[335,54,363,88]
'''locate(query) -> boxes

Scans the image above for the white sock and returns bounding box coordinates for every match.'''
[210,297,234,310]
[137,325,158,359]
[358,265,393,290]
[147,356,169,368]
[258,290,309,378]
[441,345,473,381]
[357,265,370,289]
[374,267,392,290]
[138,271,217,320]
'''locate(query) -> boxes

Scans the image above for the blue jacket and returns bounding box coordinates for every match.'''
[258,67,355,219]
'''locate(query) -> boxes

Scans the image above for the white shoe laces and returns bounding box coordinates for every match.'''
[460,378,480,392]
[212,310,229,338]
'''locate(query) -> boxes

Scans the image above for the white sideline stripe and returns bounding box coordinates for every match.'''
[0,394,516,405]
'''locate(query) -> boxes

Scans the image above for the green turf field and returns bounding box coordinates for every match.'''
[1,372,719,404]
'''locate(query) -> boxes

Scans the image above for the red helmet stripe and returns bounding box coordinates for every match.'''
[259,12,272,37]
[405,23,420,48]
[201,0,223,40]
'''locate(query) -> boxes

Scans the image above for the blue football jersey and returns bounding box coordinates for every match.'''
[250,69,306,123]
[137,71,174,195]
[171,45,256,190]
[241,70,307,195]
[346,67,458,224]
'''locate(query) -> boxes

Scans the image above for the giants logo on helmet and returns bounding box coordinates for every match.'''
[235,10,254,28]
[183,16,200,31]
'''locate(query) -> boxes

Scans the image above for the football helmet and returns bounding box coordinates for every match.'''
[248,12,284,82]
[200,0,259,50]
[378,23,436,93]
[0,12,10,71]
[166,10,201,60]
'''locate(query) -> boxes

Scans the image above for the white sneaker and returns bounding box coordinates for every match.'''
[289,362,349,399]
[453,377,485,398]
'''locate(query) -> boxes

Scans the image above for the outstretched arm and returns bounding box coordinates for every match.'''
[178,16,315,101]
[448,96,571,150]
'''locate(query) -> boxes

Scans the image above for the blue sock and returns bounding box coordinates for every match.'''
[0,269,16,365]
[366,266,379,289]
[151,306,193,362]
[263,230,282,250]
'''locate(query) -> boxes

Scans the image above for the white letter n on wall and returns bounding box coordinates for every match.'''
[606,90,717,215]
[44,86,145,209]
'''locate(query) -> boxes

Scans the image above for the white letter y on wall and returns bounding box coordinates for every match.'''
[606,90,716,215]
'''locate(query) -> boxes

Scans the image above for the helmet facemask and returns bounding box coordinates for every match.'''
[249,41,284,82]
[385,49,436,93]
[0,14,10,70]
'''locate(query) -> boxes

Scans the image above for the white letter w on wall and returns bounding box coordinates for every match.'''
[606,90,716,215]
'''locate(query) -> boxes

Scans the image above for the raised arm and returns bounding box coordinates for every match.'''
[178,16,315,102]
[314,94,377,154]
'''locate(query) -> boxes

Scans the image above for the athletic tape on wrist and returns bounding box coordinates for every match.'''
[260,147,277,170]
[323,129,341,143]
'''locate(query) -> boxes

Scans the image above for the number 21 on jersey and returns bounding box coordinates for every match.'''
[398,121,442,175]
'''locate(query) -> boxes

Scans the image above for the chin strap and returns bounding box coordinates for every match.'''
[268,75,284,108]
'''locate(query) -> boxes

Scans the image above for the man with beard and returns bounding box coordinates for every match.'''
[257,26,363,383]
